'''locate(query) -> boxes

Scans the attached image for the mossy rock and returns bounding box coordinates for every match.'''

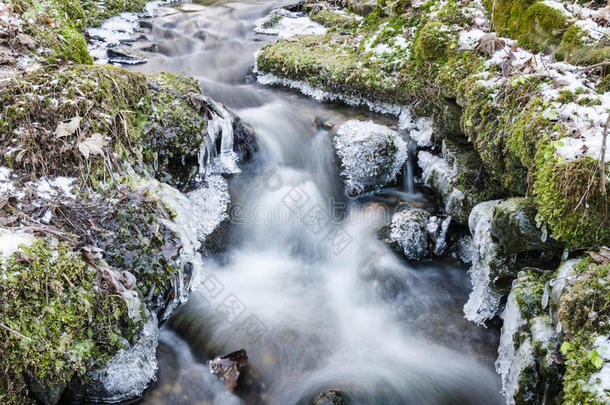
[0,65,210,190]
[491,197,563,254]
[557,24,610,66]
[534,153,610,248]
[488,0,568,50]
[0,236,141,405]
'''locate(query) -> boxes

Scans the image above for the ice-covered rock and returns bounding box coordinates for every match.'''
[587,335,610,402]
[389,208,430,260]
[426,215,451,256]
[67,313,159,403]
[491,197,562,254]
[463,200,505,325]
[496,272,562,405]
[333,120,408,197]
[418,138,497,225]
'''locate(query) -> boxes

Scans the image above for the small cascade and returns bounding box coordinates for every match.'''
[403,136,417,194]
[198,99,240,178]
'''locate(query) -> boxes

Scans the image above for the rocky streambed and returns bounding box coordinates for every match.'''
[0,0,609,404]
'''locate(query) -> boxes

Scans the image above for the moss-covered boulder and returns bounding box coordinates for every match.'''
[0,234,141,405]
[491,197,562,254]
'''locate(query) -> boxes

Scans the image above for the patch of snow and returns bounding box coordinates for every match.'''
[254,9,326,39]
[587,335,610,402]
[33,176,76,199]
[541,0,571,16]
[87,1,165,63]
[0,228,35,258]
[463,200,503,325]
[459,28,486,50]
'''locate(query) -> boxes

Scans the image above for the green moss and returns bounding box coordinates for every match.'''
[513,270,552,318]
[309,9,361,29]
[597,76,610,94]
[0,237,140,404]
[534,150,609,248]
[489,0,567,50]
[0,66,209,189]
[559,261,610,404]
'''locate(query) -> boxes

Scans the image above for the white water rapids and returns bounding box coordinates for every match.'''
[122,1,503,404]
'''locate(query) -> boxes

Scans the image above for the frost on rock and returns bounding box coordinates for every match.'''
[255,71,402,115]
[254,8,326,39]
[463,200,504,325]
[87,1,165,63]
[389,208,430,260]
[496,287,525,390]
[78,313,159,403]
[144,174,231,307]
[398,108,433,147]
[427,215,451,256]
[334,120,408,197]
[418,151,470,223]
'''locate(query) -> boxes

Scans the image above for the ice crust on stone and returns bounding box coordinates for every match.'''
[256,72,403,116]
[334,120,408,197]
[0,228,35,259]
[389,208,430,260]
[463,200,503,325]
[254,8,326,39]
[85,313,159,403]
[496,287,527,404]
[87,1,166,63]
[398,108,433,147]
[199,98,240,176]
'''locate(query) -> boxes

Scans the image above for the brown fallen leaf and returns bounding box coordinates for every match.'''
[14,252,33,263]
[587,247,610,265]
[475,33,505,57]
[55,116,80,138]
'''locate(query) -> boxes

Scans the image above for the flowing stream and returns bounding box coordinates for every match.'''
[124,1,504,403]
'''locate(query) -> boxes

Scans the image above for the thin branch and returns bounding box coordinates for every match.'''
[601,114,609,195]
[0,323,31,341]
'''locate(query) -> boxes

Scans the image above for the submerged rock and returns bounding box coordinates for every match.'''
[491,198,562,254]
[309,389,349,405]
[333,120,408,197]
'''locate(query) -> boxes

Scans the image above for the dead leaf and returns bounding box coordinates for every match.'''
[77,133,107,159]
[475,34,505,57]
[14,252,33,263]
[587,247,610,265]
[55,116,80,138]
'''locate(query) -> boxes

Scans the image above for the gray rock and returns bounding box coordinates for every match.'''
[491,197,562,254]
[309,389,349,405]
[107,46,148,65]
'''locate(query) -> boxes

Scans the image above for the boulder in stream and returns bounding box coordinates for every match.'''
[388,208,430,260]
[333,120,408,198]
